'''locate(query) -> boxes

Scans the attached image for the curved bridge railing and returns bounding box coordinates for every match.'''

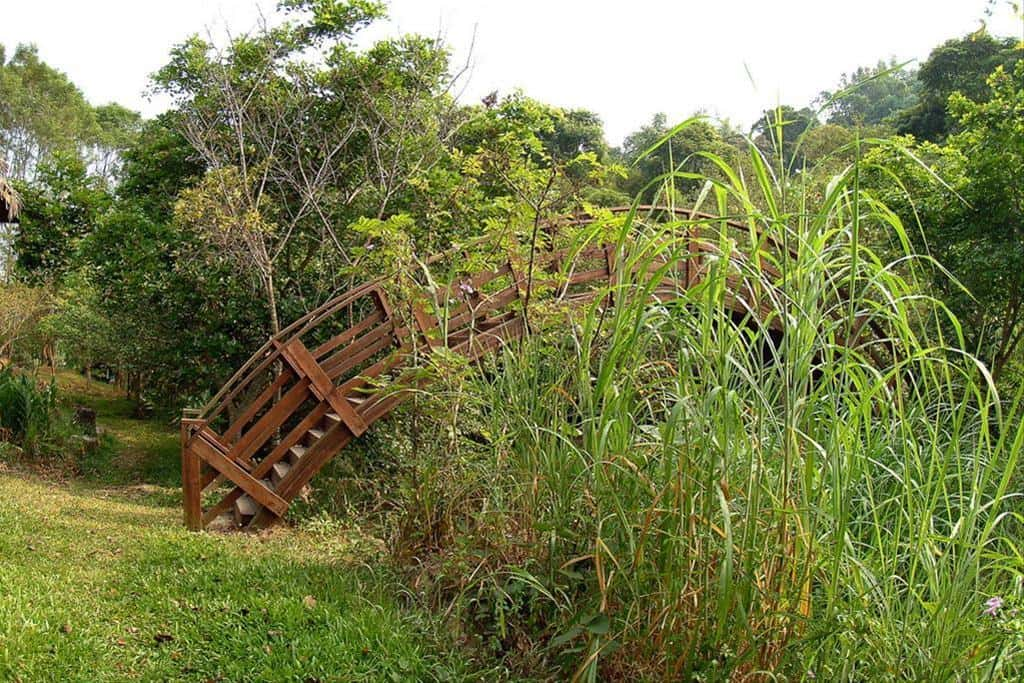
[180,206,876,530]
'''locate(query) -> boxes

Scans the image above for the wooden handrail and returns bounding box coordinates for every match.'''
[196,206,800,422]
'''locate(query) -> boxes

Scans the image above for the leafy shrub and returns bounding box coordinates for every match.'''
[0,367,96,468]
[0,366,57,452]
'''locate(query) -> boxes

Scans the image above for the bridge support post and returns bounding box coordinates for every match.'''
[181,417,205,531]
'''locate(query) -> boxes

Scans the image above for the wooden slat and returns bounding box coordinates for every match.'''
[181,419,203,531]
[210,347,282,423]
[200,403,330,526]
[250,421,355,528]
[454,315,526,360]
[231,377,312,464]
[259,402,330,476]
[447,285,520,331]
[222,369,295,443]
[336,350,405,396]
[320,323,395,377]
[280,338,369,436]
[323,332,395,381]
[312,309,383,359]
[192,434,288,517]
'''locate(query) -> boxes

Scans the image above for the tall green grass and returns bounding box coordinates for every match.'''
[393,126,1024,679]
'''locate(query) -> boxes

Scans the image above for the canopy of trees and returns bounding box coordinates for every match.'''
[2,1,1022,399]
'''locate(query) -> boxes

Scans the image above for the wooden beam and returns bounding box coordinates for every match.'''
[181,418,205,531]
[192,434,288,517]
[278,338,368,436]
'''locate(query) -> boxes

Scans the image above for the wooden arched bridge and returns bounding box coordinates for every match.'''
[180,206,875,530]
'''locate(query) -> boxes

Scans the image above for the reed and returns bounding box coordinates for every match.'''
[395,120,1024,679]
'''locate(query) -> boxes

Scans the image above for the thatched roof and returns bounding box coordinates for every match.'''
[0,173,19,224]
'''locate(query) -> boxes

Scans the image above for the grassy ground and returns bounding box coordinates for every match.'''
[0,372,478,682]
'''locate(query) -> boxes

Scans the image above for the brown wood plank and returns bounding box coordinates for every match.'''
[312,309,383,359]
[181,419,203,531]
[263,420,355,519]
[566,267,611,286]
[323,332,395,381]
[320,323,395,376]
[222,369,296,443]
[453,315,526,360]
[337,351,405,396]
[280,338,369,436]
[211,347,282,422]
[231,377,312,464]
[281,338,335,398]
[362,386,414,423]
[192,434,288,517]
[447,285,520,331]
[411,301,440,348]
[371,286,393,320]
[199,394,325,527]
[258,402,330,477]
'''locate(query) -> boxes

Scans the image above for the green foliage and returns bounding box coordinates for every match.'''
[0,44,99,178]
[867,61,1024,380]
[0,281,50,360]
[13,152,110,284]
[41,272,117,377]
[618,113,735,202]
[896,30,1021,141]
[750,104,818,171]
[0,366,55,448]
[819,59,919,128]
[0,44,142,180]
[387,130,1024,678]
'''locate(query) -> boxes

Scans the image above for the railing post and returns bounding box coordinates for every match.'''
[181,415,204,531]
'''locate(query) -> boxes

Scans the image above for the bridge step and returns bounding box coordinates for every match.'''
[305,428,325,446]
[234,494,259,525]
[233,432,318,526]
[271,461,291,485]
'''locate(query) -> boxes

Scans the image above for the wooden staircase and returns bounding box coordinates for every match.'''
[180,206,880,530]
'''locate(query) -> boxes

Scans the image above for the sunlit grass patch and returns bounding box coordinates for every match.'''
[0,471,476,682]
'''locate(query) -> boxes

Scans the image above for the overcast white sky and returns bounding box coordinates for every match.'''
[2,1,1021,145]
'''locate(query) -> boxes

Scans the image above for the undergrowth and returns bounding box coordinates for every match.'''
[374,124,1024,679]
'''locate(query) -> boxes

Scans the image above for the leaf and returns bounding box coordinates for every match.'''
[303,595,317,609]
[549,624,583,648]
[585,613,610,636]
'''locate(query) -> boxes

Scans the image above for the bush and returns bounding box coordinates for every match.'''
[0,367,94,467]
[0,366,57,452]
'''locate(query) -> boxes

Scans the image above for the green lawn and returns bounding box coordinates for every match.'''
[0,373,479,682]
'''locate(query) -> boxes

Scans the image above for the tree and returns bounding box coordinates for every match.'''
[88,103,142,182]
[0,281,50,362]
[819,59,919,128]
[869,62,1024,379]
[618,113,733,203]
[153,0,465,334]
[0,44,100,179]
[750,105,818,171]
[12,152,109,284]
[896,31,1020,141]
[539,108,609,163]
